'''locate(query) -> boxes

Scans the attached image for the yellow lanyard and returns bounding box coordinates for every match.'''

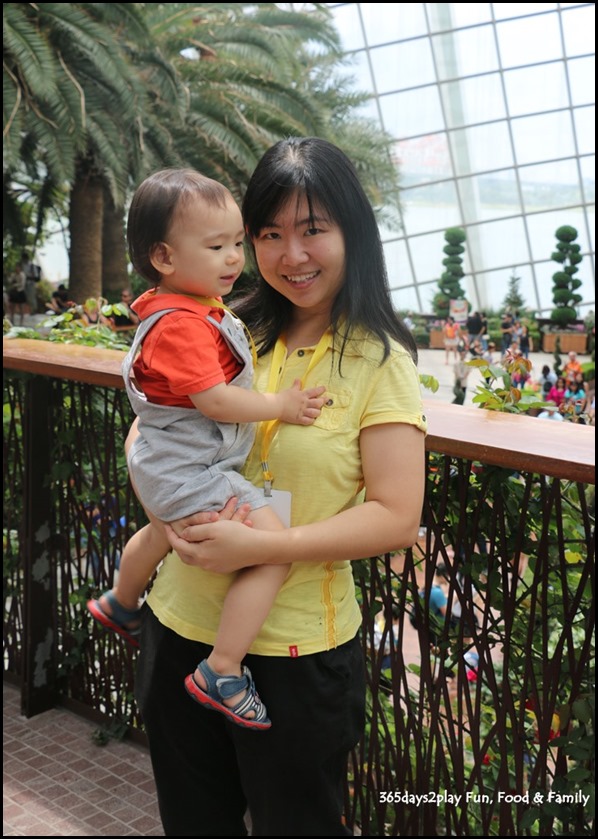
[259,330,331,494]
[185,295,257,367]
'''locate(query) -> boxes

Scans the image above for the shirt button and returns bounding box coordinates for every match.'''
[326,399,334,407]
[297,349,305,357]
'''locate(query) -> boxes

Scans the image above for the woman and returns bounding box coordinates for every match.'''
[132,137,427,836]
[547,376,567,409]
[7,262,27,325]
[443,315,460,364]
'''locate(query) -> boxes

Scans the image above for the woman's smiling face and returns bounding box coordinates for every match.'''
[252,193,346,320]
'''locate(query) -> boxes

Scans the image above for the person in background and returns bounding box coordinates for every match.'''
[482,341,496,363]
[46,284,74,315]
[133,137,427,836]
[465,310,483,349]
[547,376,567,409]
[563,351,582,386]
[7,262,27,325]
[22,250,41,315]
[518,324,533,359]
[109,288,141,331]
[403,312,415,332]
[537,403,565,421]
[479,311,489,351]
[511,349,530,390]
[443,316,461,365]
[452,344,471,404]
[500,312,514,355]
[563,379,586,419]
[469,338,484,359]
[81,297,110,326]
[373,603,401,671]
[585,389,595,426]
[538,364,557,399]
[573,370,589,395]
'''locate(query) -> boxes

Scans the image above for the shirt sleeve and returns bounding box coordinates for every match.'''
[360,349,427,434]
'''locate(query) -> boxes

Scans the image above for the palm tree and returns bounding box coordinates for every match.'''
[5,3,403,300]
[98,2,347,297]
[4,3,177,299]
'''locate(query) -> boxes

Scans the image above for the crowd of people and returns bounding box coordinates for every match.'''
[3,266,141,333]
[441,309,594,424]
[44,286,140,331]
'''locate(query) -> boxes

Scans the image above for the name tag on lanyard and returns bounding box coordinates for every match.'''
[265,489,292,527]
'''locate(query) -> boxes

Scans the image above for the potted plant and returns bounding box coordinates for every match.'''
[542,226,587,353]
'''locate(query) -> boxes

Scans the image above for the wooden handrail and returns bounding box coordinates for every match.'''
[424,400,594,484]
[3,338,126,389]
[4,338,595,484]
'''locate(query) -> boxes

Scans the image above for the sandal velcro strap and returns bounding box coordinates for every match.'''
[185,659,271,730]
[87,591,142,648]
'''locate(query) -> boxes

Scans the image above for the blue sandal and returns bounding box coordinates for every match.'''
[184,659,271,730]
[87,591,142,648]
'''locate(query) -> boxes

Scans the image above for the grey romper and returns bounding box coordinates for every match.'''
[124,306,266,522]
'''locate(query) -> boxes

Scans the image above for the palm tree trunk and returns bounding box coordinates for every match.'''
[102,188,129,297]
[68,158,104,302]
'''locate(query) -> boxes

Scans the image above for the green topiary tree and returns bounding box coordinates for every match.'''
[553,335,562,378]
[432,227,468,317]
[503,268,526,313]
[550,226,583,328]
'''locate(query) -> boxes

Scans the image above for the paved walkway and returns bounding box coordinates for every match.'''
[3,682,162,837]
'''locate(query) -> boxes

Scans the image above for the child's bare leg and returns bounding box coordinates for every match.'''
[194,504,289,714]
[99,436,169,621]
[99,521,170,619]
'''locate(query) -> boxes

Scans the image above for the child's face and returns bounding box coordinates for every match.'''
[160,195,245,297]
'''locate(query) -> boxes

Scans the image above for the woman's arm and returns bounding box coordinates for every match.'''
[165,422,426,573]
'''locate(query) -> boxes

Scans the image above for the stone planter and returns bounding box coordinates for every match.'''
[541,332,588,354]
[429,330,446,349]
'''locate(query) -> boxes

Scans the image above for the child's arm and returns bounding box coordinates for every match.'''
[189,379,326,426]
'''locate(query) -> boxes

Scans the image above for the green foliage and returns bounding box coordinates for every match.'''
[554,335,562,378]
[468,352,546,414]
[92,715,132,746]
[419,373,439,393]
[550,227,584,329]
[4,307,134,349]
[433,227,468,317]
[413,327,430,348]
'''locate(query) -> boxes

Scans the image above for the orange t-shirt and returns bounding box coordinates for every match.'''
[444,322,459,339]
[131,289,243,408]
[564,360,582,383]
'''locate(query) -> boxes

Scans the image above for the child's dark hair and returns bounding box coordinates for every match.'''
[237,137,417,365]
[127,168,232,285]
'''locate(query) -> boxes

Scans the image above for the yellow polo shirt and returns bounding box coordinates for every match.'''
[147,327,427,656]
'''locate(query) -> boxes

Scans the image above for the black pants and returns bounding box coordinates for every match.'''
[135,608,366,836]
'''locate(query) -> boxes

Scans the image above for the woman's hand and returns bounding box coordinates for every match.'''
[168,497,253,538]
[164,519,270,574]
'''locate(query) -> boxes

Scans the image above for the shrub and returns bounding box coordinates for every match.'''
[550,226,583,329]
[432,227,468,317]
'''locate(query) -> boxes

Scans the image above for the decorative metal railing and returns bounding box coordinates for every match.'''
[3,339,595,836]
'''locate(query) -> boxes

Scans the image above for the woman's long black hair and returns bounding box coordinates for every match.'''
[236,137,417,365]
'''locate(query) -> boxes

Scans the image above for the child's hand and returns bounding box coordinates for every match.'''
[278,380,326,425]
